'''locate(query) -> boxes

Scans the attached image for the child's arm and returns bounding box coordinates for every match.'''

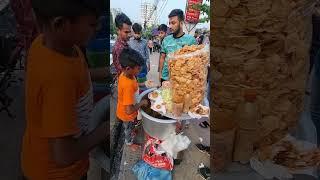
[125,99,149,115]
[49,121,107,167]
[159,53,166,80]
[40,74,108,168]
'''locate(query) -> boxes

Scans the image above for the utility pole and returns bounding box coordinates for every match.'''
[144,3,147,29]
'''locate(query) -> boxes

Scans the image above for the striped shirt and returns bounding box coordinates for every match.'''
[128,37,150,79]
[128,37,150,65]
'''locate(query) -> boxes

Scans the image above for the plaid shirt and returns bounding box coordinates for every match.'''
[111,38,128,77]
[128,37,149,79]
[128,37,150,65]
[10,0,38,53]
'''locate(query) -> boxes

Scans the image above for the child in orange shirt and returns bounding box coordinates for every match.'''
[22,1,106,180]
[117,48,148,151]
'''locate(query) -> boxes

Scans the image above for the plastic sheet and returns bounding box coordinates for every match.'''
[250,135,318,179]
[132,160,172,180]
[160,133,191,159]
[142,135,174,171]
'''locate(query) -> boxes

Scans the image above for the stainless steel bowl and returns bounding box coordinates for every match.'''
[138,88,209,140]
[138,88,177,140]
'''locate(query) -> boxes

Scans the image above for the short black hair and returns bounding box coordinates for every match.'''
[115,13,132,29]
[31,0,105,25]
[158,24,168,32]
[119,48,144,68]
[132,23,142,33]
[168,9,184,21]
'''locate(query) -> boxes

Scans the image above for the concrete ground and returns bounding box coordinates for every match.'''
[115,52,211,180]
[118,122,210,180]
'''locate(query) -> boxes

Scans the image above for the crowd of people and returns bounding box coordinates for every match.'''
[0,0,211,179]
[111,8,210,179]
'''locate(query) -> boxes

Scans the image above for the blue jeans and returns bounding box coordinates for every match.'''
[311,54,320,146]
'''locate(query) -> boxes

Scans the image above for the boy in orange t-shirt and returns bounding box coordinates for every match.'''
[117,48,148,151]
[22,1,107,180]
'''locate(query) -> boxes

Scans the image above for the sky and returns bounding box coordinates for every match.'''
[111,0,209,28]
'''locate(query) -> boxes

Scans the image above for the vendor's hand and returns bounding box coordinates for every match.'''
[140,99,149,107]
[159,73,162,84]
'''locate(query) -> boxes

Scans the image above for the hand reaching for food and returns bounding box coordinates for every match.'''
[145,80,158,88]
[140,99,149,107]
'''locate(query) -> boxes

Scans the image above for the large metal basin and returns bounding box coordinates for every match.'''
[138,88,209,140]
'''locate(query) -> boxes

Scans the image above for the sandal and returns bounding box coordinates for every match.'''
[195,144,210,155]
[199,121,210,128]
[198,163,210,180]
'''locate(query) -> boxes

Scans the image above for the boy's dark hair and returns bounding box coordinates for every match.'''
[119,48,144,68]
[115,13,132,29]
[168,9,184,21]
[158,24,168,32]
[132,23,142,33]
[31,0,105,25]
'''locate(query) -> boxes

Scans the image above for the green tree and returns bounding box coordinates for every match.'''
[143,25,157,39]
[143,27,152,39]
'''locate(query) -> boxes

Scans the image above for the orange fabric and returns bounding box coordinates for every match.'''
[22,35,91,180]
[117,73,138,121]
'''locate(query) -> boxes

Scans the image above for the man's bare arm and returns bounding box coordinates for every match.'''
[49,122,107,167]
[125,99,148,115]
[158,53,166,80]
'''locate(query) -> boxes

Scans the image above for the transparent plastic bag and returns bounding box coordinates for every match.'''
[292,69,317,145]
[167,45,210,111]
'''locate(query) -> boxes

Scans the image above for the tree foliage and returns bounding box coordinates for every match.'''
[143,25,157,39]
